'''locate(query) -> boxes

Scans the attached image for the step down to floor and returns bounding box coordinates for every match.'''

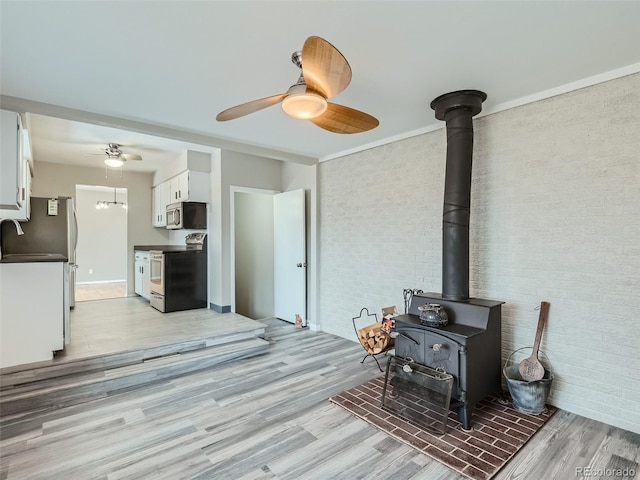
[0,337,269,420]
[0,325,266,388]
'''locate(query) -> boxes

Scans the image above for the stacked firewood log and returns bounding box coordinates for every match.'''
[357,323,392,354]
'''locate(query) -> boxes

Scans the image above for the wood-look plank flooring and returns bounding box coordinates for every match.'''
[75,282,127,302]
[1,297,267,382]
[1,317,638,480]
[64,297,266,363]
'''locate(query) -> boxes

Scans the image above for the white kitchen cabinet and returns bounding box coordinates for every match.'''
[151,181,170,227]
[168,170,210,204]
[0,261,65,368]
[134,250,150,300]
[169,171,189,203]
[0,109,32,220]
[152,170,210,227]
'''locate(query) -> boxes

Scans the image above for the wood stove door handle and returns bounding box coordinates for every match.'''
[397,332,420,345]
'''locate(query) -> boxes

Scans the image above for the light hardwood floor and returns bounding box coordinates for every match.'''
[75,282,127,302]
[59,297,266,362]
[1,309,638,479]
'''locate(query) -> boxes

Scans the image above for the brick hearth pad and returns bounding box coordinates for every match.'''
[330,376,556,480]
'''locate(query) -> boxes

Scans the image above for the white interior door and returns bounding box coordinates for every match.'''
[273,189,306,323]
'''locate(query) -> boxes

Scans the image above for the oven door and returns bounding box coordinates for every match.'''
[149,251,165,295]
[166,205,182,229]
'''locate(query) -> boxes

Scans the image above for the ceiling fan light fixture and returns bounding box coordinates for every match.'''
[104,158,124,168]
[282,92,327,119]
[216,36,377,132]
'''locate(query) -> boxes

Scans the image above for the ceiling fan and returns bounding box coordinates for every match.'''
[86,143,143,167]
[216,36,379,134]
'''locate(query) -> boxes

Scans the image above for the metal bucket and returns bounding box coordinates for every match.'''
[503,347,553,415]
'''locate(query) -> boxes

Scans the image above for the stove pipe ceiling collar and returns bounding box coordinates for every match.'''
[430,90,486,301]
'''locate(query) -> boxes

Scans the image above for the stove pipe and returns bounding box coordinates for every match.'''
[430,90,486,301]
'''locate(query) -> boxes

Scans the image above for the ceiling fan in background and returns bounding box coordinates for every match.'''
[216,36,379,134]
[86,143,143,168]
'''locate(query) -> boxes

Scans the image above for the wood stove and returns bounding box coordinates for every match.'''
[389,90,504,431]
[393,292,503,430]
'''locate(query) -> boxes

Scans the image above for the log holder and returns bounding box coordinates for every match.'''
[352,307,393,372]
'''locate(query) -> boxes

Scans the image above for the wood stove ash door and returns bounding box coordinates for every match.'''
[395,327,462,400]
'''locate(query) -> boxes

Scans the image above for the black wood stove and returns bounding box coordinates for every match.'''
[393,293,503,430]
[388,90,504,431]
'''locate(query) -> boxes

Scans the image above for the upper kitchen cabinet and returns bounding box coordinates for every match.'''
[168,170,210,204]
[169,171,188,203]
[0,109,32,221]
[152,181,170,227]
[152,170,210,227]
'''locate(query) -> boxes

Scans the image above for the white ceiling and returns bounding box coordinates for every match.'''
[24,114,220,173]
[2,1,639,172]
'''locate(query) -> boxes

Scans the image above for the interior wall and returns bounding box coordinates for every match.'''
[75,187,127,283]
[318,73,640,434]
[234,192,274,319]
[31,161,170,294]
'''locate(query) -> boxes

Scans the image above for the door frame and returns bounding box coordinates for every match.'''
[229,186,279,314]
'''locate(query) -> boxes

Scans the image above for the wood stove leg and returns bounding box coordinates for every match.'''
[458,404,474,430]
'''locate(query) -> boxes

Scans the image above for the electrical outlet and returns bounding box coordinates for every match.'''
[89,268,93,274]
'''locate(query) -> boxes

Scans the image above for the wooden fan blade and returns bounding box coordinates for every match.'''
[302,36,352,99]
[311,102,379,134]
[216,94,287,121]
[122,154,142,161]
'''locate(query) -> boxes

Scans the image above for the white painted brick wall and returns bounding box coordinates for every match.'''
[318,73,640,434]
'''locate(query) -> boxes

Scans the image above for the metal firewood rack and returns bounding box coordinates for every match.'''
[352,307,393,372]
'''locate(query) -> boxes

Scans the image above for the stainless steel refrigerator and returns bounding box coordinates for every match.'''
[1,196,78,307]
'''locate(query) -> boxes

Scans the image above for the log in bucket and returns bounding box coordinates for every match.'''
[503,347,553,415]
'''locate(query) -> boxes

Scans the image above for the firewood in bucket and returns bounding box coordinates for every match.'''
[518,301,550,382]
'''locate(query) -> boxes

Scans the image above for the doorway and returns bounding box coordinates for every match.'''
[231,187,306,322]
[74,185,128,302]
[232,188,277,319]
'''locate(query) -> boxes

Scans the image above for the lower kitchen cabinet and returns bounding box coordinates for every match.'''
[0,261,66,368]
[134,250,150,300]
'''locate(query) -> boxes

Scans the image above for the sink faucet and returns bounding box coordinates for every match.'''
[0,219,25,260]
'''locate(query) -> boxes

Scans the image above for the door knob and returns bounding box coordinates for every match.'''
[296,262,307,268]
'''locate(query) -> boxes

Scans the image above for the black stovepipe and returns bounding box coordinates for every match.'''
[431,90,486,301]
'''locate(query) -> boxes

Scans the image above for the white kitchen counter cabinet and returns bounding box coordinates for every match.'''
[0,261,65,368]
[134,250,150,300]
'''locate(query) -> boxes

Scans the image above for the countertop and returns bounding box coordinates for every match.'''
[134,245,204,252]
[0,253,68,263]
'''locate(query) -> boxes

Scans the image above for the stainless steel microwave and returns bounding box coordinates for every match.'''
[166,202,207,230]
